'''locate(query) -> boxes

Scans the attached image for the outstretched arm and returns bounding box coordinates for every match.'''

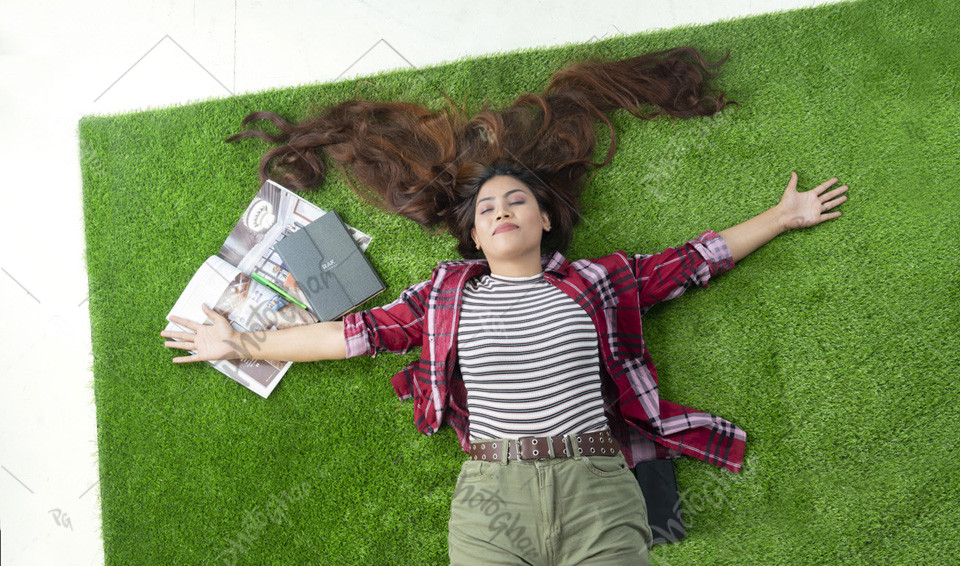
[162,304,347,363]
[719,171,849,263]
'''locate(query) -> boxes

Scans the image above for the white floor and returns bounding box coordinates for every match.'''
[0,1,849,563]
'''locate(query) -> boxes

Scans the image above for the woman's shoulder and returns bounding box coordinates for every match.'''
[404,258,490,294]
[566,250,631,270]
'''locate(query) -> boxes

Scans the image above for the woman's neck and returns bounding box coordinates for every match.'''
[486,254,544,278]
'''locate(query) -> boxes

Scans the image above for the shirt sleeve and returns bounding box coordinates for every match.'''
[630,229,735,310]
[341,278,432,358]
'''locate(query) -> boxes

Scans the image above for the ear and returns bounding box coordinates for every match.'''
[470,226,479,248]
[541,211,551,231]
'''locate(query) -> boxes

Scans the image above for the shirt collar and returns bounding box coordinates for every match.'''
[541,250,568,275]
[438,250,569,277]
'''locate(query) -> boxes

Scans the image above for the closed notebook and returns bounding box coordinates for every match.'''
[633,458,686,546]
[274,210,385,321]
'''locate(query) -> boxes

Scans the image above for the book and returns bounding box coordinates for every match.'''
[274,210,386,321]
[633,458,686,546]
[163,180,374,398]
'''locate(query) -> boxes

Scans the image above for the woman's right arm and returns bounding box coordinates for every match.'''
[161,304,346,363]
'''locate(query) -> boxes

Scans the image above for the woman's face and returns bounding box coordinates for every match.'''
[470,175,551,262]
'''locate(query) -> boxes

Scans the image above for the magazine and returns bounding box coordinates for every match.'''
[163,180,373,398]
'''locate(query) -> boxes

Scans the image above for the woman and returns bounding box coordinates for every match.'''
[161,45,848,564]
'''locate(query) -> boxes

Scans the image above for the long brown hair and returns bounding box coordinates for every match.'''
[226,45,738,258]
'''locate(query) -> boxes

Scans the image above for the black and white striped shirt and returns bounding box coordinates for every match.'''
[457,271,609,442]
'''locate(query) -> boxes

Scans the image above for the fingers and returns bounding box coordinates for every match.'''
[822,196,848,211]
[164,305,219,363]
[161,329,193,341]
[821,185,848,202]
[202,303,229,321]
[818,183,848,216]
[168,314,198,331]
[164,304,222,338]
[168,305,220,330]
[165,338,198,362]
[812,176,840,196]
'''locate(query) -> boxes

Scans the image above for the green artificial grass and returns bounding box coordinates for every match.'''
[80,0,960,563]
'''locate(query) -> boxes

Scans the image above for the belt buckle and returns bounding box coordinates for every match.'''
[514,435,545,460]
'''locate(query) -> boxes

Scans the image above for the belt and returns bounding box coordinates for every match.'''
[469,429,620,462]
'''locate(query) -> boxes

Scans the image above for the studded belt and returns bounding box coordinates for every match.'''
[468,428,621,462]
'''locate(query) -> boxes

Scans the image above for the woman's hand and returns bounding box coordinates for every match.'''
[161,304,242,363]
[776,171,849,230]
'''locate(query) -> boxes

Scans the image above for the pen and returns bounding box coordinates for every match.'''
[249,271,310,311]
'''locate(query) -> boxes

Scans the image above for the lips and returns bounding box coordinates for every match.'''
[493,223,519,235]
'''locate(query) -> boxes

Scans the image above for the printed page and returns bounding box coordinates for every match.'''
[163,255,316,398]
[218,180,372,299]
[164,255,242,326]
[203,269,317,399]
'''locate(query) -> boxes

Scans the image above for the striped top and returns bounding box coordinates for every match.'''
[457,271,609,442]
[343,230,748,473]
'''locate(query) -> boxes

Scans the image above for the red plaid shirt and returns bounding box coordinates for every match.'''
[342,230,747,473]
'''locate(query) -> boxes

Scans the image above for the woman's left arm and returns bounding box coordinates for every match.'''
[719,171,849,263]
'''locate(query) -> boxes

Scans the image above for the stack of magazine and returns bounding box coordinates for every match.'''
[163,180,383,398]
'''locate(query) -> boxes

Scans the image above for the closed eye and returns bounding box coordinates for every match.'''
[478,199,525,214]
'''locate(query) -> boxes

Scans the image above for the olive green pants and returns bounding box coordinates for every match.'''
[448,445,652,565]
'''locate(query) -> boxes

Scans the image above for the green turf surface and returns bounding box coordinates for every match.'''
[80,0,960,563]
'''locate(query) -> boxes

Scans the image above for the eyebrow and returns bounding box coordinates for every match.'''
[477,189,527,204]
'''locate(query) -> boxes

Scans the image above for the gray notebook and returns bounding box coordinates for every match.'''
[274,211,385,321]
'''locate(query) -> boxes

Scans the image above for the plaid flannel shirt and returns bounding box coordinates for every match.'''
[342,230,747,473]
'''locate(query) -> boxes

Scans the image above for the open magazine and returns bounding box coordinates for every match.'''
[163,180,373,398]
